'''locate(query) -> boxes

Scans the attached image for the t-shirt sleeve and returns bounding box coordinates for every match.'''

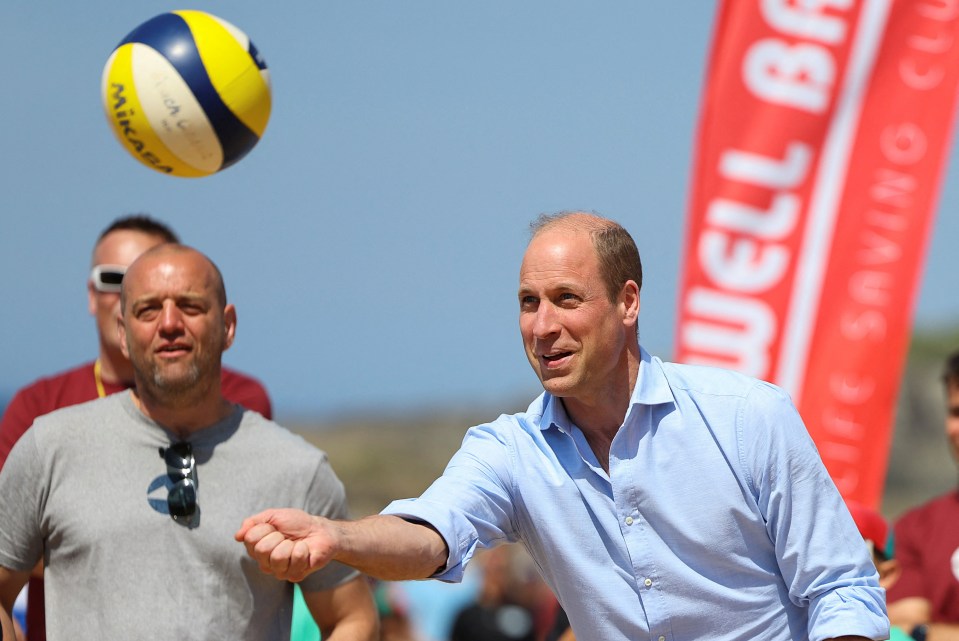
[0,387,42,470]
[0,430,45,572]
[886,512,924,602]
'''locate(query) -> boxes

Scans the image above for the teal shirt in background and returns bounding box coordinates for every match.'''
[890,625,911,641]
[291,585,320,641]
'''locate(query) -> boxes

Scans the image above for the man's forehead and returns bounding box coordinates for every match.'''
[521,237,597,280]
[125,255,215,294]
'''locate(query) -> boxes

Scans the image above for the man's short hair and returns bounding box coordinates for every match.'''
[96,214,180,246]
[531,211,643,302]
[943,349,959,388]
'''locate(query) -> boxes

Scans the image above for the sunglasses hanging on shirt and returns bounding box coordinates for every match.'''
[159,442,198,521]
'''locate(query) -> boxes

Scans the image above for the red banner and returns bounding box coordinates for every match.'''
[675,0,959,507]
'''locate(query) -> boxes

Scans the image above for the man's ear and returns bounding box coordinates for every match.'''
[88,280,97,317]
[222,304,237,352]
[620,280,640,326]
[117,312,129,359]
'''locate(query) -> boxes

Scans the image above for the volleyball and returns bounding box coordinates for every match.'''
[101,10,272,178]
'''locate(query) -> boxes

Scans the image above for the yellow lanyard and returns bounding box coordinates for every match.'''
[93,360,107,399]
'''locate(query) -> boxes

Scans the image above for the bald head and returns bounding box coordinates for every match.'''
[121,244,228,313]
[528,211,642,302]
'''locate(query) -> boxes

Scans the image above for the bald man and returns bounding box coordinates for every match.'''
[0,244,377,640]
[0,215,272,641]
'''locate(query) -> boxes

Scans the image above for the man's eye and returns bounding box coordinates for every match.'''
[519,296,538,309]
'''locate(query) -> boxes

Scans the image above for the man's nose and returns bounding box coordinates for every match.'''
[158,302,184,331]
[532,303,560,338]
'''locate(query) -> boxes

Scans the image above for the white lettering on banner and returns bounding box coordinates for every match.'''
[849,270,893,305]
[743,40,836,112]
[683,143,811,371]
[699,232,789,293]
[880,122,928,165]
[829,372,876,404]
[707,194,799,239]
[773,0,891,399]
[719,142,812,188]
[761,0,853,44]
[870,168,918,209]
[820,407,867,492]
[745,0,859,112]
[822,407,866,440]
[833,124,922,346]
[858,226,903,265]
[902,1,959,89]
[680,287,775,376]
[819,119,924,490]
[699,143,812,293]
[918,0,959,21]
[840,308,886,341]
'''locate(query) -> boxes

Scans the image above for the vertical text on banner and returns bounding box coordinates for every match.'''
[674,0,959,507]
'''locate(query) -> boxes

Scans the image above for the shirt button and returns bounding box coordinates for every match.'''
[625,516,634,526]
[644,578,653,587]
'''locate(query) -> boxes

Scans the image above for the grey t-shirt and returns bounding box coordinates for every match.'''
[0,393,357,640]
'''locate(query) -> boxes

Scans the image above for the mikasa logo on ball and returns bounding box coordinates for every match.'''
[101,10,272,178]
[105,83,176,174]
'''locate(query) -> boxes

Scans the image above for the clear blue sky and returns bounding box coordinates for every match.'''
[3,2,958,420]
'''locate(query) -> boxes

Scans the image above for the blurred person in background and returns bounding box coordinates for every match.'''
[887,349,959,641]
[450,546,554,641]
[845,501,910,641]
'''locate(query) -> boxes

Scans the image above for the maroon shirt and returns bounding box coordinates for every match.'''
[887,489,959,622]
[0,360,272,641]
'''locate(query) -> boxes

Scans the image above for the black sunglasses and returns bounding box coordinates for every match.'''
[160,442,197,521]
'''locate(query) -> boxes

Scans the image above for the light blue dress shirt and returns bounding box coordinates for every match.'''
[383,349,889,641]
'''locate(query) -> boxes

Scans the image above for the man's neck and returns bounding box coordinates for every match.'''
[561,351,641,473]
[129,389,234,439]
[562,399,623,474]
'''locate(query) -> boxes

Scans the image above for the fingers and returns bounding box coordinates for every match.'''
[286,540,314,583]
[248,533,313,582]
[234,509,275,541]
[235,520,312,581]
[236,509,332,581]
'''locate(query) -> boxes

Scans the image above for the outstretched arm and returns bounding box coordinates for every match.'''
[235,509,449,583]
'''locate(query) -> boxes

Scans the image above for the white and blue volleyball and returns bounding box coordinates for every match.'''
[102,10,271,177]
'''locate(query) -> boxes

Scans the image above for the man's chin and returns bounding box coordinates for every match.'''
[151,366,201,394]
[540,376,574,398]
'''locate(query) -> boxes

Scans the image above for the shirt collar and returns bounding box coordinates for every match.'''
[538,346,675,433]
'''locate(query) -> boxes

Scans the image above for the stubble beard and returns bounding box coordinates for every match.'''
[134,351,219,408]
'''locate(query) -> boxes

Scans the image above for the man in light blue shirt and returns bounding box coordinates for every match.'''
[238,212,889,641]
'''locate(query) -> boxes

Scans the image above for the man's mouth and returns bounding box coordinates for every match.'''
[542,351,571,365]
[157,344,190,356]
